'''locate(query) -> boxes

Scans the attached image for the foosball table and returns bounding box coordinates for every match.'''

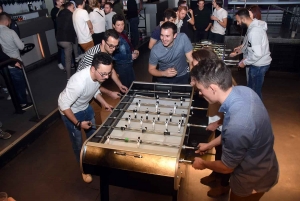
[193,42,240,66]
[80,82,211,201]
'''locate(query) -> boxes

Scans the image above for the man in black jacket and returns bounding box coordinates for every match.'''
[126,0,143,48]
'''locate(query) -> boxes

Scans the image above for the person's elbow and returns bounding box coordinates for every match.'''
[222,167,234,174]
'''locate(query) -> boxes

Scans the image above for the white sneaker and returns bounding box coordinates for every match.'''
[7,94,11,100]
[58,63,64,70]
[82,173,93,183]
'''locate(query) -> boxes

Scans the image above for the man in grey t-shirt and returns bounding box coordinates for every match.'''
[148,21,193,84]
[104,2,116,30]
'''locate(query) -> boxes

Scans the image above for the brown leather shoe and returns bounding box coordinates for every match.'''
[207,185,230,198]
[82,173,93,183]
[200,172,217,186]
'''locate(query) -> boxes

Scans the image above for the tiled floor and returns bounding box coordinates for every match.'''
[0,45,300,201]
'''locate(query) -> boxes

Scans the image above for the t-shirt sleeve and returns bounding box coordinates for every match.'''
[182,34,193,53]
[148,48,159,66]
[221,124,253,169]
[222,10,228,19]
[151,27,160,41]
[82,10,90,22]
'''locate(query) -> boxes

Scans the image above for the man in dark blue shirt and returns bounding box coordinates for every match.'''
[148,9,176,49]
[191,59,279,201]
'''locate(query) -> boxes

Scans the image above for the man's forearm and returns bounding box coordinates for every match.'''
[149,67,164,77]
[111,69,122,87]
[100,87,112,96]
[203,160,234,174]
[62,108,78,125]
[207,135,222,149]
[95,93,107,106]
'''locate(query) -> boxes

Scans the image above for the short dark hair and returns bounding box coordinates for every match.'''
[64,2,74,9]
[161,21,177,35]
[92,52,113,69]
[103,29,119,41]
[177,0,187,7]
[215,0,223,7]
[190,59,232,91]
[0,12,11,22]
[235,8,250,18]
[164,9,176,20]
[74,0,84,7]
[197,0,205,3]
[112,13,125,25]
[105,2,113,8]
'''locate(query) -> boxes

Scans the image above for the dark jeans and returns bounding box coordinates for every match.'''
[92,32,105,45]
[214,129,231,186]
[114,62,135,88]
[61,105,96,162]
[156,73,189,84]
[195,30,209,42]
[208,32,225,43]
[129,17,140,48]
[247,64,270,100]
[9,67,28,104]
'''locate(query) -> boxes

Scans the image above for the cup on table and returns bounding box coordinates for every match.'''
[0,192,7,201]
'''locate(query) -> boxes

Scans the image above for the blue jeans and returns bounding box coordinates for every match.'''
[247,64,270,100]
[61,105,96,162]
[129,17,140,48]
[9,67,28,104]
[114,62,135,88]
[208,32,225,43]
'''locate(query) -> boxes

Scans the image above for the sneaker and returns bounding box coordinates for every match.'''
[58,63,64,70]
[21,103,33,110]
[207,185,230,198]
[2,87,8,93]
[0,130,12,140]
[7,94,11,100]
[200,172,217,186]
[82,173,92,183]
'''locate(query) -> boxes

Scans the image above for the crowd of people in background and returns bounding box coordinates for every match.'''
[0,1,278,201]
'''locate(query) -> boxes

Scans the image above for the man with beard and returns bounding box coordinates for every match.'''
[58,52,114,183]
[148,22,193,84]
[77,29,128,98]
[231,8,271,100]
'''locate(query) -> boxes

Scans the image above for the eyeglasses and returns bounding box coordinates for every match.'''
[105,41,119,49]
[96,70,112,77]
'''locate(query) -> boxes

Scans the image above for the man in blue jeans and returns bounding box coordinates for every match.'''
[231,8,271,99]
[58,52,113,183]
[0,12,32,110]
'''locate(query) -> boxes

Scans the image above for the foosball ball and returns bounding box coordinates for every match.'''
[193,42,239,66]
[80,82,211,201]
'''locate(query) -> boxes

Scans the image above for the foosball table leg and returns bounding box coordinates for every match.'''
[172,190,178,201]
[100,171,109,201]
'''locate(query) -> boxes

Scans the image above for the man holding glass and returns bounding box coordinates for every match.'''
[148,22,193,84]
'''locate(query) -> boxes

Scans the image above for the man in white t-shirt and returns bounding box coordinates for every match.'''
[58,52,113,184]
[73,0,94,52]
[104,2,116,30]
[209,0,227,43]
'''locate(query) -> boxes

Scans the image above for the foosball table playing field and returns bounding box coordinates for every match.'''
[80,82,212,201]
[193,42,240,66]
